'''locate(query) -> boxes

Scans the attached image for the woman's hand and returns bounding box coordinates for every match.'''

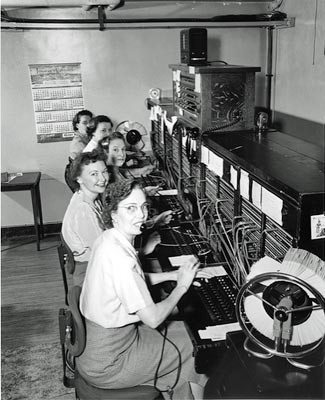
[154,210,173,227]
[141,164,156,176]
[144,185,161,196]
[141,231,161,255]
[176,255,200,291]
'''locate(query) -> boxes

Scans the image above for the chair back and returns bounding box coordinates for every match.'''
[67,285,86,357]
[60,233,76,274]
[57,243,69,306]
[65,158,79,193]
[59,286,162,399]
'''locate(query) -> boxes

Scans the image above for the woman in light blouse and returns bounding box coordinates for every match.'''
[78,179,207,399]
[65,109,94,192]
[62,150,165,286]
[62,150,109,286]
[83,115,113,153]
[100,131,173,226]
[70,109,93,160]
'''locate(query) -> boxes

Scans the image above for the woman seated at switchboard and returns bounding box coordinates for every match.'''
[70,109,93,160]
[83,115,113,153]
[99,131,173,227]
[99,131,156,186]
[62,150,109,286]
[62,150,166,286]
[65,109,94,192]
[78,179,208,399]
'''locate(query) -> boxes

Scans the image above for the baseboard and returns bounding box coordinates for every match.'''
[1,223,62,239]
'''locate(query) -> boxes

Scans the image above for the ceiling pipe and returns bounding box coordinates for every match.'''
[1,0,122,8]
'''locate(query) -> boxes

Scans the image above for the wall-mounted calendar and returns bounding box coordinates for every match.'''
[29,63,85,143]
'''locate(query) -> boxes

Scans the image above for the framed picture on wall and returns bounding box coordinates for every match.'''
[29,62,85,143]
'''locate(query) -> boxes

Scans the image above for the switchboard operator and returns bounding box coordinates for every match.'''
[62,150,172,286]
[78,179,208,400]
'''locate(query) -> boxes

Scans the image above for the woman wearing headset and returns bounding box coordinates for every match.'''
[78,179,207,399]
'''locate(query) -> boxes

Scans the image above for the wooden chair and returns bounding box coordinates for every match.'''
[57,233,75,305]
[58,286,161,400]
[64,158,79,193]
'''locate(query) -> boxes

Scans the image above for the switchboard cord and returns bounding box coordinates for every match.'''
[208,60,228,65]
[202,116,241,136]
[212,201,262,284]
[165,156,178,190]
[154,323,182,400]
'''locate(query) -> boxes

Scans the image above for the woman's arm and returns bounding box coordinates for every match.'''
[145,210,173,229]
[122,164,155,178]
[145,270,177,285]
[144,267,214,285]
[69,204,103,261]
[136,256,200,328]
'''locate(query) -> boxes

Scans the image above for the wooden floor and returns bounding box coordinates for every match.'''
[1,234,74,399]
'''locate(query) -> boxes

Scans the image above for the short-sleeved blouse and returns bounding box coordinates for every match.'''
[80,228,155,328]
[61,191,103,262]
[69,132,89,160]
[82,138,98,153]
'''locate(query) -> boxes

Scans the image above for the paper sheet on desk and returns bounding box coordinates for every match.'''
[169,258,228,279]
[157,189,178,196]
[199,265,228,276]
[169,255,194,267]
[199,323,241,341]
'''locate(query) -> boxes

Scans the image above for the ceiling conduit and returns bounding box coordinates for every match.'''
[1,0,294,31]
[0,0,121,7]
[1,13,294,29]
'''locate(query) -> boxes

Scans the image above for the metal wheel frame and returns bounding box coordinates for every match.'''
[235,272,325,359]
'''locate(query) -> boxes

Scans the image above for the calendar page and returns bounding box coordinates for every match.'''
[29,63,85,143]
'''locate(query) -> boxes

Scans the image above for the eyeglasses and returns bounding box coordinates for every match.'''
[118,203,149,215]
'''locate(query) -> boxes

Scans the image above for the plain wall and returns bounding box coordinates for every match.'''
[1,0,324,228]
[273,0,325,123]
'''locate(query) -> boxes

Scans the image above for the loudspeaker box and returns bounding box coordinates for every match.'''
[180,28,207,66]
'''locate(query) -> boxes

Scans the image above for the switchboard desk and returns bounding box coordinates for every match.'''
[204,331,325,399]
[202,129,325,261]
[1,172,44,251]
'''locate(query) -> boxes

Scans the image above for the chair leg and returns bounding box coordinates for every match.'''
[59,308,75,389]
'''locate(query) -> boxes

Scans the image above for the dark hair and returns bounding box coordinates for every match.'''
[70,149,107,189]
[72,110,93,132]
[102,179,143,228]
[87,115,113,140]
[98,131,125,152]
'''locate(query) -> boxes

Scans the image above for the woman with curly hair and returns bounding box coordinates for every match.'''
[62,151,165,286]
[61,149,109,286]
[99,131,173,227]
[83,115,113,153]
[70,109,93,160]
[78,179,207,399]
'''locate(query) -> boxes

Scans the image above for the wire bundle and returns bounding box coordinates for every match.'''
[209,198,259,285]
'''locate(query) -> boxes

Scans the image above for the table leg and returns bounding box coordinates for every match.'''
[31,188,41,251]
[35,182,44,238]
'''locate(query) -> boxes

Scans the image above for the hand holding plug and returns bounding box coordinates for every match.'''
[155,210,173,226]
[145,185,161,196]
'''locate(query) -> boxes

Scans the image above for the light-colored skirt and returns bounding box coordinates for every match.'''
[76,319,205,399]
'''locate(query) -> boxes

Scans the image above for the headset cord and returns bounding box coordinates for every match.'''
[154,323,182,400]
[202,116,241,135]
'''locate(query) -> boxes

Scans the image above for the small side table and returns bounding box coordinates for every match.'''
[1,172,44,251]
